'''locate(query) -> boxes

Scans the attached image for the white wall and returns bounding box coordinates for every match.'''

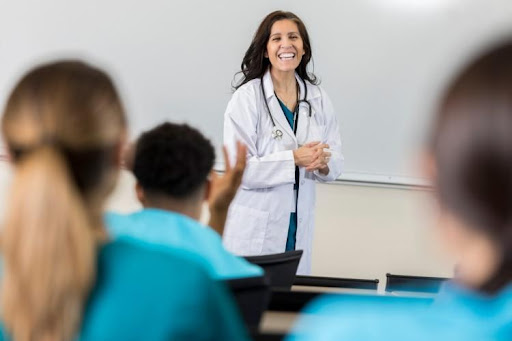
[0,161,453,290]
[312,182,453,290]
[4,1,512,185]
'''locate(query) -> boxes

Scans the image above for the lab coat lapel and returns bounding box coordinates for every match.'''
[295,73,322,102]
[262,71,296,141]
[294,75,317,145]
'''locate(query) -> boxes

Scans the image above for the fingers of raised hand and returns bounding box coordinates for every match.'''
[222,145,231,172]
[235,141,247,172]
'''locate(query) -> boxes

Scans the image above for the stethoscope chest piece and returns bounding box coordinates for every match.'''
[272,127,283,140]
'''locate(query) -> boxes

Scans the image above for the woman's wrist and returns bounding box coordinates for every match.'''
[292,149,298,165]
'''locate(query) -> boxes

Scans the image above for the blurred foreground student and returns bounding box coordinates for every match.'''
[0,61,248,341]
[107,122,263,280]
[287,41,512,341]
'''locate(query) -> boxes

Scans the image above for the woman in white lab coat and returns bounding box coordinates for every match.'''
[223,10,343,274]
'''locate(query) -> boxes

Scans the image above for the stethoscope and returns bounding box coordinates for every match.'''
[261,75,312,141]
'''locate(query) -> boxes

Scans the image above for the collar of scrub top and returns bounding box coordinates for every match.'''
[261,70,321,141]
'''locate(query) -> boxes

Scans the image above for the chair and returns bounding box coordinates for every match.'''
[294,275,379,290]
[265,276,378,312]
[244,250,303,289]
[225,275,271,331]
[268,289,322,312]
[385,273,449,294]
[251,331,286,341]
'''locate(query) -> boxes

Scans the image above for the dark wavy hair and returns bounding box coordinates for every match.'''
[133,122,215,198]
[233,10,318,90]
[429,41,512,294]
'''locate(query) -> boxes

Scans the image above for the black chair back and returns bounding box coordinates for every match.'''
[251,331,286,341]
[244,250,303,289]
[225,275,271,331]
[294,275,379,290]
[385,273,449,294]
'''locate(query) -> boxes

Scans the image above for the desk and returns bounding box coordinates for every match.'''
[291,285,378,295]
[260,311,299,334]
[293,285,437,298]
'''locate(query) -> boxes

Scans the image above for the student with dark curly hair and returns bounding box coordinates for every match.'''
[106,122,263,280]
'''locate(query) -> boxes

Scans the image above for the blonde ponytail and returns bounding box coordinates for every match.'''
[1,146,96,341]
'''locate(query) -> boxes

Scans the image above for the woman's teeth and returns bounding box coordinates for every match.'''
[279,53,295,60]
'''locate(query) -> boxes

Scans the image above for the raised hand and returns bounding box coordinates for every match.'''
[208,141,247,234]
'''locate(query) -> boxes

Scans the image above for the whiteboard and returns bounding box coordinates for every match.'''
[2,0,512,185]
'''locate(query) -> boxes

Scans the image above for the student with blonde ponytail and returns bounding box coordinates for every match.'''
[0,61,248,341]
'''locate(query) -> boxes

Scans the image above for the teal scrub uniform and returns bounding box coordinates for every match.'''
[0,237,249,341]
[277,98,300,251]
[106,209,263,280]
[287,281,512,341]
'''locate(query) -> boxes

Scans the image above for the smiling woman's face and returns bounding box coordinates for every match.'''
[265,19,305,74]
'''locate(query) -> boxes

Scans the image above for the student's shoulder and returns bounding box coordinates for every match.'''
[183,218,223,241]
[146,209,221,244]
[101,237,214,281]
[104,211,122,224]
[289,294,431,341]
[305,293,431,315]
[82,239,236,341]
[0,322,7,341]
[104,211,134,230]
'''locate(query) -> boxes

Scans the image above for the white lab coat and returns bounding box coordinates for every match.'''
[223,70,343,274]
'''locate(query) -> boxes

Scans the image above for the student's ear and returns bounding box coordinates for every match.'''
[123,141,137,171]
[135,182,146,206]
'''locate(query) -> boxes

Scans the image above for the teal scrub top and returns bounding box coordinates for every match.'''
[105,209,263,280]
[277,98,299,251]
[0,237,249,341]
[287,282,512,341]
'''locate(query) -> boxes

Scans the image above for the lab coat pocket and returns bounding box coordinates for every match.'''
[223,204,269,256]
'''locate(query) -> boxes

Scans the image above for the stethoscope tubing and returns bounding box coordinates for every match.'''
[261,75,312,140]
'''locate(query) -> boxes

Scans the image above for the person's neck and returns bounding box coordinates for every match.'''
[270,68,296,94]
[454,231,502,292]
[143,194,201,221]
